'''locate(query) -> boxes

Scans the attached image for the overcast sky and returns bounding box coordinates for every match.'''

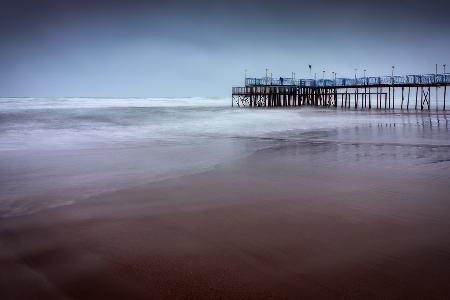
[1,0,449,97]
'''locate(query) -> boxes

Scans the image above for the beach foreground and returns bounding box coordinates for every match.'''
[1,124,450,300]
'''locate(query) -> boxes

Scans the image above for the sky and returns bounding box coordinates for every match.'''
[0,0,449,97]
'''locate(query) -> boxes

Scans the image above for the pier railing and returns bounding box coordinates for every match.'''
[245,74,450,88]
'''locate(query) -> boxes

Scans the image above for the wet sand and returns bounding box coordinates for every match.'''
[1,127,450,299]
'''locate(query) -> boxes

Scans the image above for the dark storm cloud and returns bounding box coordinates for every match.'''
[2,0,449,38]
[0,0,449,97]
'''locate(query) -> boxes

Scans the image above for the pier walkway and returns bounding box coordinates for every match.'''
[232,73,450,110]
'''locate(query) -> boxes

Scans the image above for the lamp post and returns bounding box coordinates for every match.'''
[444,64,447,111]
[435,63,438,84]
[322,70,325,80]
[363,69,367,108]
[354,68,358,80]
[391,66,395,109]
[436,64,438,108]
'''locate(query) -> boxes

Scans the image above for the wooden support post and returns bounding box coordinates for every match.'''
[298,88,301,106]
[301,88,304,106]
[401,87,404,109]
[420,87,424,110]
[304,88,307,106]
[345,89,348,108]
[308,88,310,106]
[334,88,337,107]
[320,88,323,106]
[407,87,410,110]
[273,89,276,107]
[355,88,358,109]
[385,87,388,109]
[376,87,379,109]
[392,86,395,109]
[270,89,273,107]
[428,86,431,110]
[444,85,447,111]
[388,87,391,109]
[323,88,325,106]
[316,89,319,106]
[364,86,367,108]
[436,85,439,111]
[307,88,309,106]
[415,87,419,110]
[369,88,371,109]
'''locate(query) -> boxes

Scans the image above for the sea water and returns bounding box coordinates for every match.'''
[0,97,449,217]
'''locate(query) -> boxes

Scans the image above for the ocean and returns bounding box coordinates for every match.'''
[0,97,449,217]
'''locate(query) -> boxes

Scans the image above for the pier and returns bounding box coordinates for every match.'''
[232,72,450,110]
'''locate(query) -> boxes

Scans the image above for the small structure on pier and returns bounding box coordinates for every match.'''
[232,73,450,110]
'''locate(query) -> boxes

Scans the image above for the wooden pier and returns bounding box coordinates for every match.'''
[232,73,450,110]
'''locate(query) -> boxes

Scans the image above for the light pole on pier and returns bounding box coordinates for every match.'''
[322,70,325,80]
[364,69,367,108]
[354,68,358,80]
[444,64,447,111]
[391,66,395,109]
[436,64,438,108]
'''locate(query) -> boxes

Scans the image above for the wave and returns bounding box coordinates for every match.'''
[0,97,230,110]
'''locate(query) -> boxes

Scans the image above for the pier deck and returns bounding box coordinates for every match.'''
[232,73,450,110]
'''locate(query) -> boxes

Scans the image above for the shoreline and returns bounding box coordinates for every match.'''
[1,133,450,299]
